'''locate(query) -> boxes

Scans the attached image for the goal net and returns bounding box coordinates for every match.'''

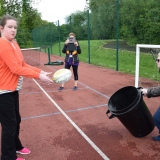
[21,47,41,66]
[135,44,160,87]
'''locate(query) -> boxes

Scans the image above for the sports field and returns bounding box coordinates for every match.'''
[1,51,160,160]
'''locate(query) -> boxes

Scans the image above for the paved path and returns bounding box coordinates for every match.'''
[103,41,159,53]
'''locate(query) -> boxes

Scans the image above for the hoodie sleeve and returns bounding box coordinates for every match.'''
[62,44,67,53]
[146,86,160,98]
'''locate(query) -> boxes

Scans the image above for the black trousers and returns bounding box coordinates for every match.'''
[65,64,78,80]
[0,91,23,160]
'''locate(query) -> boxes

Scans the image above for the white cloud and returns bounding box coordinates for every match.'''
[35,0,87,24]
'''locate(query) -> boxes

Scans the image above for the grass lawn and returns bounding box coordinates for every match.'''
[50,40,160,82]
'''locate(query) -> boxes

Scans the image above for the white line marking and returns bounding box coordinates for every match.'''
[32,79,110,160]
[22,104,108,121]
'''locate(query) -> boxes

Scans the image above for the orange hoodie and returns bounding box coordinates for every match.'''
[0,38,41,91]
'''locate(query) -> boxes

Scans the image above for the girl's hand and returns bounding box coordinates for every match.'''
[65,40,69,45]
[40,70,52,75]
[39,72,53,85]
[74,41,78,46]
[140,88,148,95]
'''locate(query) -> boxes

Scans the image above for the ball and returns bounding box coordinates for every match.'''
[52,68,72,84]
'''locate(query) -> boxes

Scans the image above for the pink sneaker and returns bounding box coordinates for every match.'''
[16,158,25,160]
[16,147,31,155]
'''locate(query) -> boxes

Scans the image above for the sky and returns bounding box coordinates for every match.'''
[35,0,87,25]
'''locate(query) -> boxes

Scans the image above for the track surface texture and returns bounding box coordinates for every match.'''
[0,52,160,160]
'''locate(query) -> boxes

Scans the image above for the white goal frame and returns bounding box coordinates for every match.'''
[135,44,160,87]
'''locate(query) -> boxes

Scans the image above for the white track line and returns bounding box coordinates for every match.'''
[33,79,110,160]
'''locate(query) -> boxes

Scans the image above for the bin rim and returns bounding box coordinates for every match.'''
[108,86,141,113]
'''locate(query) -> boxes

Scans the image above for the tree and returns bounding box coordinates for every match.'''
[89,0,116,39]
[17,0,43,47]
[120,0,160,44]
[65,11,88,40]
[0,0,21,18]
[0,0,45,47]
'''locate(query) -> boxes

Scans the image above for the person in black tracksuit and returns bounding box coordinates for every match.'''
[59,32,81,90]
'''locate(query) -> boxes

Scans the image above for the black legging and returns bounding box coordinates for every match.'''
[65,64,78,80]
[0,91,23,160]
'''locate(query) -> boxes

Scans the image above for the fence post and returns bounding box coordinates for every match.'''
[57,20,61,56]
[116,0,119,71]
[70,16,72,32]
[87,10,91,64]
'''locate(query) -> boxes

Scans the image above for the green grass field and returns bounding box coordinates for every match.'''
[51,40,160,82]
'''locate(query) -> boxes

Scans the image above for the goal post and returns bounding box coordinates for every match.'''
[135,44,160,87]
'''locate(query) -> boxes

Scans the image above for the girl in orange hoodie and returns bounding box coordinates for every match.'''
[0,15,53,160]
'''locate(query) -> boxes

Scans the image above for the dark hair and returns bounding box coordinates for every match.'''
[0,15,17,37]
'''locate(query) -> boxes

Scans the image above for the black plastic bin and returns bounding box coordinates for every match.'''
[106,86,155,137]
